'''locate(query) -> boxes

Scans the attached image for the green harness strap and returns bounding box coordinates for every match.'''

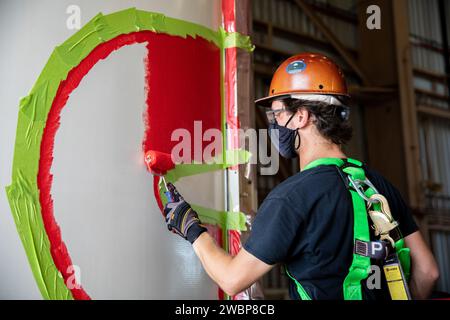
[341,161,373,300]
[396,238,411,280]
[286,158,372,300]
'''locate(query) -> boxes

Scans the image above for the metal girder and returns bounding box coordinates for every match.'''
[392,0,424,210]
[293,0,371,85]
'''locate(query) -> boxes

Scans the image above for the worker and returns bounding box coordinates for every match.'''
[162,53,439,300]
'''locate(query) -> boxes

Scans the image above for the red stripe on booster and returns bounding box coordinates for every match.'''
[222,0,244,300]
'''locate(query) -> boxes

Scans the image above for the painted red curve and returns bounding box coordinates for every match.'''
[37,30,221,299]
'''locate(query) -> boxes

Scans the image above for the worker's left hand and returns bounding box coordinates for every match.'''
[163,183,207,244]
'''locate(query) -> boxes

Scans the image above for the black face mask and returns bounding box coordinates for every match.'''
[268,113,300,159]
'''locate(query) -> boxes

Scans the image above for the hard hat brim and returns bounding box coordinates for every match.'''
[255,91,350,108]
[254,93,290,108]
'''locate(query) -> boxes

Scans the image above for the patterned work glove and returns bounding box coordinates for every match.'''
[163,183,207,244]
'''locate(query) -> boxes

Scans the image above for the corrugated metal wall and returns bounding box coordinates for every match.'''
[409,0,450,295]
[431,231,450,293]
[419,118,450,213]
[409,0,449,108]
[409,0,444,74]
[409,0,450,210]
[252,0,357,49]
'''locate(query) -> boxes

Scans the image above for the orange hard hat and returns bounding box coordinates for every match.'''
[255,53,349,107]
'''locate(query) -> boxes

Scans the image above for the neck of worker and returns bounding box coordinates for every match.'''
[298,133,347,171]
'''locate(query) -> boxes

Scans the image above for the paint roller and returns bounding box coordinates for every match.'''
[144,150,177,202]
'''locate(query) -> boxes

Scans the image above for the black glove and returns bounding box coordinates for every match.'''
[163,183,207,244]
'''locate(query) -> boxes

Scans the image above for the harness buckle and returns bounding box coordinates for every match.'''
[367,194,399,248]
[347,176,379,205]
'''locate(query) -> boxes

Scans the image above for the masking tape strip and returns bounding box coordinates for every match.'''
[193,205,247,232]
[221,29,255,52]
[164,149,251,182]
[5,171,72,300]
[157,149,251,232]
[6,7,253,300]
[156,187,247,232]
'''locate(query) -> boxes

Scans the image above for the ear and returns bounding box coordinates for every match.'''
[295,108,310,129]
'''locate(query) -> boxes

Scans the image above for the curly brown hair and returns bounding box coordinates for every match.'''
[286,98,353,145]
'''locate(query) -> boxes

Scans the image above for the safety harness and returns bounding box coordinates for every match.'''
[285,157,412,300]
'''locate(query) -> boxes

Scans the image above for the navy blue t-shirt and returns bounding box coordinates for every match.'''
[243,162,418,300]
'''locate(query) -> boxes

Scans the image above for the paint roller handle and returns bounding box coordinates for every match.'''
[163,184,207,244]
[164,191,173,203]
[166,182,182,203]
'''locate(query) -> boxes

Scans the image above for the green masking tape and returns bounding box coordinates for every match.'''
[6,7,253,300]
[221,29,255,52]
[157,188,247,232]
[6,171,72,300]
[193,205,247,232]
[158,149,251,232]
[164,149,251,181]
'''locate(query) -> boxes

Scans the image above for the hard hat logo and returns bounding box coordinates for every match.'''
[286,60,306,74]
[255,52,349,108]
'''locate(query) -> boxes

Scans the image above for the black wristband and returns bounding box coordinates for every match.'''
[186,223,208,244]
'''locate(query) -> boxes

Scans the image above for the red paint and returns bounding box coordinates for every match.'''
[38,30,222,299]
[142,33,221,217]
[144,150,175,175]
[222,0,243,300]
[222,0,239,155]
[142,33,222,161]
[222,0,236,33]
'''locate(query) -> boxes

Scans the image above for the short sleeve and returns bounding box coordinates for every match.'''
[243,197,304,265]
[366,168,419,237]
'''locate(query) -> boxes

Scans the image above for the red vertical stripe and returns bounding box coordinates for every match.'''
[222,0,244,300]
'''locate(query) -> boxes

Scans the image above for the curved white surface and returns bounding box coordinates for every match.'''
[0,0,222,299]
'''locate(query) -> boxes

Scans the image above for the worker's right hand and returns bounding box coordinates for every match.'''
[163,183,207,244]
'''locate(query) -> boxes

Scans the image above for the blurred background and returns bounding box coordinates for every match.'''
[235,0,450,298]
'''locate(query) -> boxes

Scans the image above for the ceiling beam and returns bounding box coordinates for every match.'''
[294,0,371,85]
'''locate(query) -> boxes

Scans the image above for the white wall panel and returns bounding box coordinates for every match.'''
[0,0,222,299]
